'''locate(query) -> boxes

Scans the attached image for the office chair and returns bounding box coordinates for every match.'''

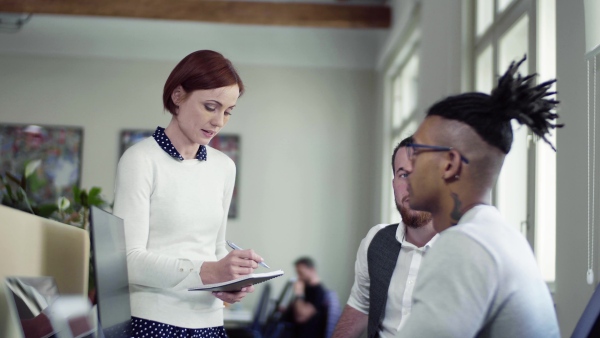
[227,283,273,338]
[261,279,295,338]
[572,282,600,337]
[323,289,341,338]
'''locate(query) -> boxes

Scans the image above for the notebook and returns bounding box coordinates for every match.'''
[188,270,284,292]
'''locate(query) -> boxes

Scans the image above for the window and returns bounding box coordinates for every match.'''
[387,52,420,224]
[473,0,557,283]
[381,21,421,224]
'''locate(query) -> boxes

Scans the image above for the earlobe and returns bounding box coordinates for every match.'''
[442,151,461,181]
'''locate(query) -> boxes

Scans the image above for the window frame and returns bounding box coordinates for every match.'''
[471,0,557,287]
[380,14,421,224]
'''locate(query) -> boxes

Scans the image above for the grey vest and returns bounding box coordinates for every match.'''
[367,223,401,338]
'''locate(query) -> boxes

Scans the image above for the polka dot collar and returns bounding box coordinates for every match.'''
[152,127,207,161]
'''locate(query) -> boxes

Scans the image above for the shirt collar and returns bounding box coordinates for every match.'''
[396,222,439,250]
[456,204,496,226]
[152,126,207,161]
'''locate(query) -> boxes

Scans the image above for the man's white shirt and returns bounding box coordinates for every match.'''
[347,223,438,338]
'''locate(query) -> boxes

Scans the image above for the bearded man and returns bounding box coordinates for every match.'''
[332,136,438,338]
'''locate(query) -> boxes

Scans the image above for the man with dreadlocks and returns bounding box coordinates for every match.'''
[395,56,561,337]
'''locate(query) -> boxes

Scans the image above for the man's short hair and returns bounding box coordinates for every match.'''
[294,256,316,269]
[391,136,414,173]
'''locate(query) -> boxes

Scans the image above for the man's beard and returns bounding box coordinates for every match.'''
[397,200,432,229]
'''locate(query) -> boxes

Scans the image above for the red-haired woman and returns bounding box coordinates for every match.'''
[113,50,263,338]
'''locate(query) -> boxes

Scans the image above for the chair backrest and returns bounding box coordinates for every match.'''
[572,282,600,338]
[323,289,341,338]
[250,283,272,332]
[0,205,89,338]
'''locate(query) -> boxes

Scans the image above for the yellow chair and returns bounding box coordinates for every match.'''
[0,205,89,338]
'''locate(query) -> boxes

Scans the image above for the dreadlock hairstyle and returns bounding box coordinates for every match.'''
[426,55,563,154]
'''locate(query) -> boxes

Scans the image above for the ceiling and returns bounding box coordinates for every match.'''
[0,0,391,29]
[0,14,388,69]
[0,0,391,69]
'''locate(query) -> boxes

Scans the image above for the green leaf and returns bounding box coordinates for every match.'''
[2,194,13,206]
[6,172,21,186]
[87,187,105,207]
[4,182,14,203]
[27,172,46,192]
[80,190,88,207]
[24,160,42,178]
[16,187,34,214]
[36,204,59,218]
[73,185,81,204]
[20,174,26,190]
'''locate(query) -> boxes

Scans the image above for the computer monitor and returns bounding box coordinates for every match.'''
[572,282,600,337]
[89,207,132,338]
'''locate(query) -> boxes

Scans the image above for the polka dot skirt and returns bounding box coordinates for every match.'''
[130,317,227,338]
[153,126,207,161]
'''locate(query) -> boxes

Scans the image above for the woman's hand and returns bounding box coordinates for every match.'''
[212,285,255,303]
[200,249,263,285]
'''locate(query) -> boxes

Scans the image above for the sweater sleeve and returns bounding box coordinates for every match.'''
[395,231,498,337]
[214,158,236,261]
[113,148,200,289]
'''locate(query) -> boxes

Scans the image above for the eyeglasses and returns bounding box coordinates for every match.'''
[407,143,470,164]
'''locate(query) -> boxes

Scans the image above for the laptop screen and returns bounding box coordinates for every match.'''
[5,276,58,338]
[5,276,94,338]
[89,207,132,337]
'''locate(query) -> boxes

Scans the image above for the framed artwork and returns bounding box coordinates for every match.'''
[120,129,154,155]
[119,130,240,218]
[210,134,240,219]
[0,124,84,205]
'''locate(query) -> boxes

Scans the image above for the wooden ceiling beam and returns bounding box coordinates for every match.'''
[0,0,390,29]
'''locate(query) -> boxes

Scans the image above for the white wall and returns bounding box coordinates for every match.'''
[0,53,379,310]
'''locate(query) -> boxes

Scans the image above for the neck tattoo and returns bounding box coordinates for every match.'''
[450,192,463,225]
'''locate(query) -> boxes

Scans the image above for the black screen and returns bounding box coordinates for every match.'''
[89,207,131,337]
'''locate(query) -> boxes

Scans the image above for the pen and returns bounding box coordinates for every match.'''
[226,240,270,269]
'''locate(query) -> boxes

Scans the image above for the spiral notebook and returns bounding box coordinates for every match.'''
[188,270,284,292]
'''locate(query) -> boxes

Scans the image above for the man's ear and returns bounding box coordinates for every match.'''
[442,150,462,180]
[171,85,185,106]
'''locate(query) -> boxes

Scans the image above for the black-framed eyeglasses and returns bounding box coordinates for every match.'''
[407,143,470,164]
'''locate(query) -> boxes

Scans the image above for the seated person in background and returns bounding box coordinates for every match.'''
[396,56,560,337]
[282,257,328,338]
[332,136,438,338]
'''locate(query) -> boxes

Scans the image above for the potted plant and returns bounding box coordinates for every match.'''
[0,159,110,301]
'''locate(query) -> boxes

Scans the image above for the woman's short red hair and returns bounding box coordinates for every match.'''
[163,50,244,115]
